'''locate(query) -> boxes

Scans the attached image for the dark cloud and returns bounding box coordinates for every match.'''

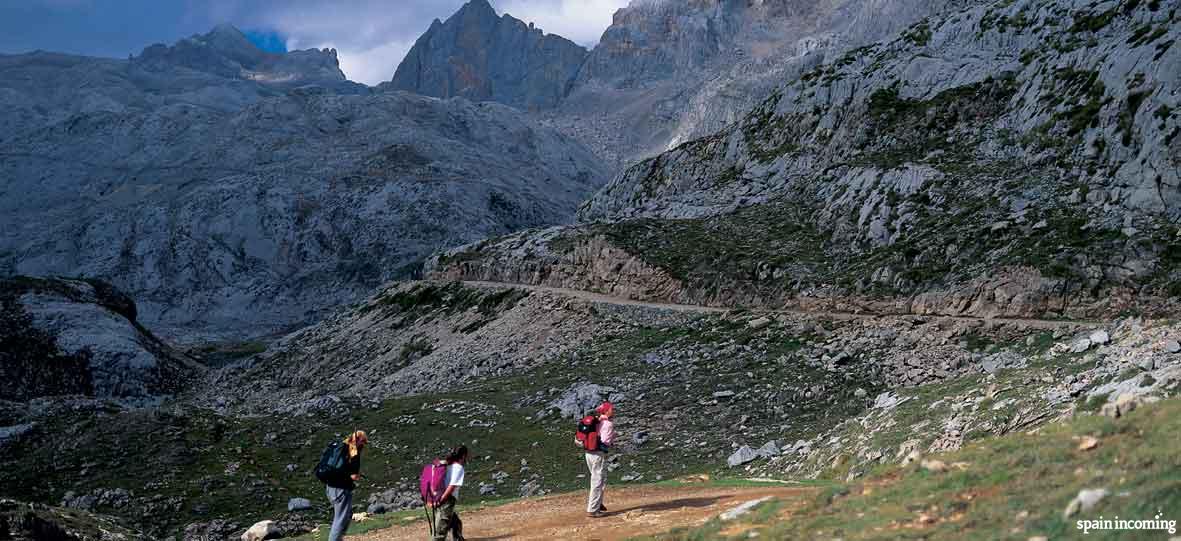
[0,0,626,85]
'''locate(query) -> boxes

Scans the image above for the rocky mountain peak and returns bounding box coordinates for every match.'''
[459,0,497,19]
[134,24,347,85]
[386,0,588,110]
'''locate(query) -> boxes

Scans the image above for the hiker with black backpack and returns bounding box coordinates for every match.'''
[576,402,616,518]
[315,430,367,541]
[420,445,468,541]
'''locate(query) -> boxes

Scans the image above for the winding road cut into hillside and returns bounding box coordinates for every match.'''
[461,281,1098,331]
[356,482,812,541]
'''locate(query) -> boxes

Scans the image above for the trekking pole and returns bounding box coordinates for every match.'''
[424,499,434,538]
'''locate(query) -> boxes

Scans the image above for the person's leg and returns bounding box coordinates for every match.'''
[450,510,463,541]
[327,486,353,541]
[431,498,455,541]
[586,452,605,515]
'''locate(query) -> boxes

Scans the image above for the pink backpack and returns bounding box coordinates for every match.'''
[419,459,448,505]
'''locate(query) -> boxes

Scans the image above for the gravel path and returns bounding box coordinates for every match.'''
[461,280,1097,330]
[355,483,811,541]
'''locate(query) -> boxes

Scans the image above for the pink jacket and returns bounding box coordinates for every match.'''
[598,417,615,446]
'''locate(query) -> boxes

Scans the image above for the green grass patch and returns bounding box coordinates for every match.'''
[654,396,1181,540]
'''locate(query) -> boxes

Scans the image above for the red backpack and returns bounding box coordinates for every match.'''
[419,459,448,505]
[576,414,600,451]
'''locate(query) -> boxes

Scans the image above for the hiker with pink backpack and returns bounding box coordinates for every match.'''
[576,402,616,518]
[420,445,468,541]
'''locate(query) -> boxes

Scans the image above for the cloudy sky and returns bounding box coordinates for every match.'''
[0,0,629,85]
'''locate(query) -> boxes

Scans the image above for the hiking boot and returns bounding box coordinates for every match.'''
[598,505,607,512]
[587,511,606,518]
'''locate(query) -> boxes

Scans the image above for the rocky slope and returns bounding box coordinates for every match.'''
[0,277,199,400]
[0,27,608,340]
[429,0,1181,319]
[386,0,587,110]
[394,0,971,167]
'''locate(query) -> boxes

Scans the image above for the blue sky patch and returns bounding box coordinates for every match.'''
[244,30,287,53]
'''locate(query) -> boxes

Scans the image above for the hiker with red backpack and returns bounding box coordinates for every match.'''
[420,445,468,541]
[315,430,367,541]
[576,402,616,518]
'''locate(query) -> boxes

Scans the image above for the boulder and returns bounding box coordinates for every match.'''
[547,383,619,419]
[1088,330,1110,345]
[754,441,781,458]
[720,496,774,521]
[1070,338,1093,354]
[1100,393,1145,418]
[519,479,544,498]
[287,498,312,512]
[920,459,948,473]
[727,445,758,467]
[241,520,279,541]
[1063,488,1108,518]
[1164,340,1181,354]
[748,317,772,330]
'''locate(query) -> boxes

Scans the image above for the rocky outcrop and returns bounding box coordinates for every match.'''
[0,277,199,400]
[427,228,685,302]
[386,0,587,110]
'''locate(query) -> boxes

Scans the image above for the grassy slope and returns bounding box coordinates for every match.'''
[648,395,1181,540]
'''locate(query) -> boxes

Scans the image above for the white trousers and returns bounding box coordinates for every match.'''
[585,452,606,513]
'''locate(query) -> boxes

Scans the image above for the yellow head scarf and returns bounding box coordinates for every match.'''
[344,430,368,459]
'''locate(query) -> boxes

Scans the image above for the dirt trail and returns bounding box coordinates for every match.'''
[355,483,811,541]
[462,280,1097,330]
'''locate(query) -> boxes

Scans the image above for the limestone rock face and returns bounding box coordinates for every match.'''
[387,0,588,110]
[0,28,607,340]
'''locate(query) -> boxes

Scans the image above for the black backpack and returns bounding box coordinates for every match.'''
[315,441,349,484]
